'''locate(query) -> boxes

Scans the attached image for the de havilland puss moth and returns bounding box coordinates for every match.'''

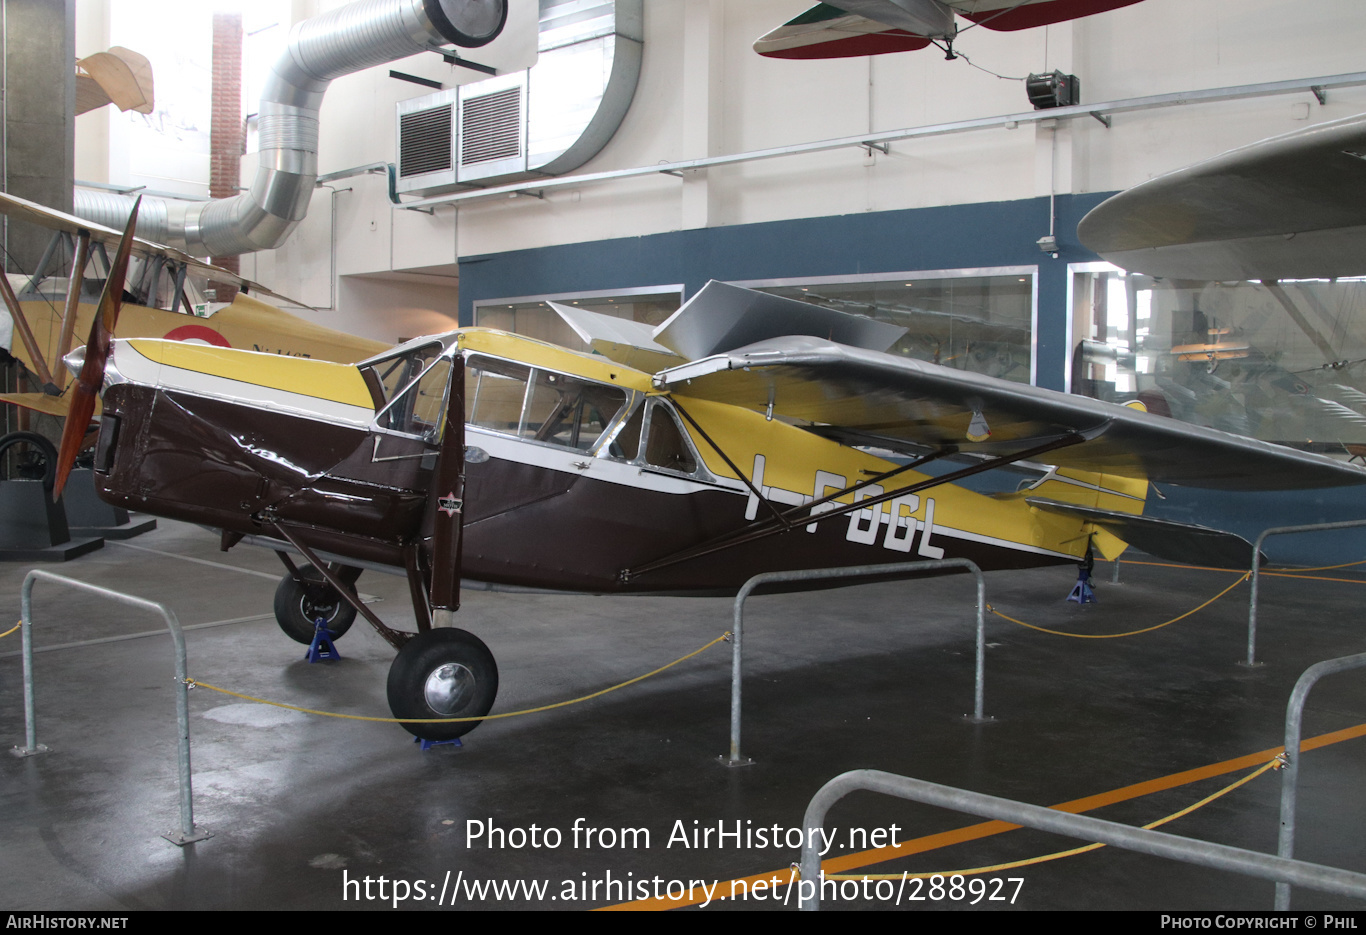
[47,208,1366,743]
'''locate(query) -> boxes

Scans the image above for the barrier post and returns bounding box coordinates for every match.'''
[1274,650,1366,909]
[11,570,211,845]
[724,559,986,767]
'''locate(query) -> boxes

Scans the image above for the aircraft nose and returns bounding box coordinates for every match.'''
[62,346,86,379]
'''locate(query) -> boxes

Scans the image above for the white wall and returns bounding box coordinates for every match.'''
[451,0,1366,257]
[78,0,1366,338]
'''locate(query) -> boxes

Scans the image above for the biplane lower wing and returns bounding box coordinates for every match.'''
[0,392,92,419]
[652,335,1366,491]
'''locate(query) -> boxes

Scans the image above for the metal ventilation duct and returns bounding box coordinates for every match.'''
[73,0,507,256]
[394,0,642,196]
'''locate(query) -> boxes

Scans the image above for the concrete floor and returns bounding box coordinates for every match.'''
[1,519,1364,911]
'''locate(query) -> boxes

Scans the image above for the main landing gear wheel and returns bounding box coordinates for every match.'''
[273,565,357,644]
[387,628,498,741]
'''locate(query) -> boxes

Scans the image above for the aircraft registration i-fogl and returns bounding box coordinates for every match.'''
[45,202,1366,743]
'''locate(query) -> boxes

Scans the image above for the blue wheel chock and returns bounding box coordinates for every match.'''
[306,617,341,662]
[415,736,463,751]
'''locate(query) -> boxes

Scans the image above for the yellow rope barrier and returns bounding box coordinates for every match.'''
[828,756,1281,880]
[986,572,1250,639]
[0,621,20,639]
[1268,557,1366,573]
[188,631,731,724]
[1123,558,1366,582]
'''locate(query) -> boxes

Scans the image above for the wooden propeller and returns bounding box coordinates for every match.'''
[52,197,140,501]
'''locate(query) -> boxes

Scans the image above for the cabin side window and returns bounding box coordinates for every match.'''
[465,355,628,453]
[605,399,701,476]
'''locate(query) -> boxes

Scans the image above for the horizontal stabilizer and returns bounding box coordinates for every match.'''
[652,281,906,362]
[547,302,682,372]
[1026,497,1262,569]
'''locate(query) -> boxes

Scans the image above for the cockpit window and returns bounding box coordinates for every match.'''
[643,403,698,474]
[361,342,444,411]
[605,399,701,475]
[465,355,628,452]
[375,357,452,440]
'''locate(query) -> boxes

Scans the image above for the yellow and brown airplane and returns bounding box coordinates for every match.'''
[47,201,1366,743]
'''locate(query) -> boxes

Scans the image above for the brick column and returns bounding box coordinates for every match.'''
[208,12,243,300]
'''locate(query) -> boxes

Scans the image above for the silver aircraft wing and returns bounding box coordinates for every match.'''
[547,301,682,372]
[652,280,906,360]
[1077,112,1366,281]
[654,334,1366,490]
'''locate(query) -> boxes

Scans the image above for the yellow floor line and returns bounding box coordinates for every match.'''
[597,721,1366,910]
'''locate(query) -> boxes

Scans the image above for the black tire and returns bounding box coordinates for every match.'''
[387,628,498,741]
[273,565,357,645]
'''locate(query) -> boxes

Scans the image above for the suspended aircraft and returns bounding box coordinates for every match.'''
[1076,111,1366,451]
[44,195,1366,743]
[754,0,1146,61]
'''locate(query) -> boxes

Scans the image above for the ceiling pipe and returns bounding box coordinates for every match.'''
[73,0,505,256]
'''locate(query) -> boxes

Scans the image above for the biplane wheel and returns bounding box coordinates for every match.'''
[273,565,357,645]
[387,628,498,741]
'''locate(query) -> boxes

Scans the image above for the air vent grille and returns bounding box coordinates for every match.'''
[399,104,453,178]
[461,87,523,165]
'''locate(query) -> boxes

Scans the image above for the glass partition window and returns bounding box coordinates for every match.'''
[740,270,1036,385]
[1071,266,1366,455]
[465,355,628,452]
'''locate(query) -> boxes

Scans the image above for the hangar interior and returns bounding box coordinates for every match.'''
[2,0,1366,912]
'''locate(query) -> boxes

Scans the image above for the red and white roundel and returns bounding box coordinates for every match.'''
[163,324,232,348]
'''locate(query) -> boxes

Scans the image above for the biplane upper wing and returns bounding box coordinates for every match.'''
[653,334,1366,490]
[0,190,309,308]
[1077,112,1366,281]
[755,1,1145,60]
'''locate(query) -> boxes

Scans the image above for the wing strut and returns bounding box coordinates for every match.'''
[671,400,794,530]
[271,524,414,651]
[0,262,59,392]
[621,428,1097,582]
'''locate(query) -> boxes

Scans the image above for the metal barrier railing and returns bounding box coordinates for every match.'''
[797,769,1366,910]
[1276,650,1366,909]
[10,569,210,846]
[1247,519,1366,666]
[723,559,986,767]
